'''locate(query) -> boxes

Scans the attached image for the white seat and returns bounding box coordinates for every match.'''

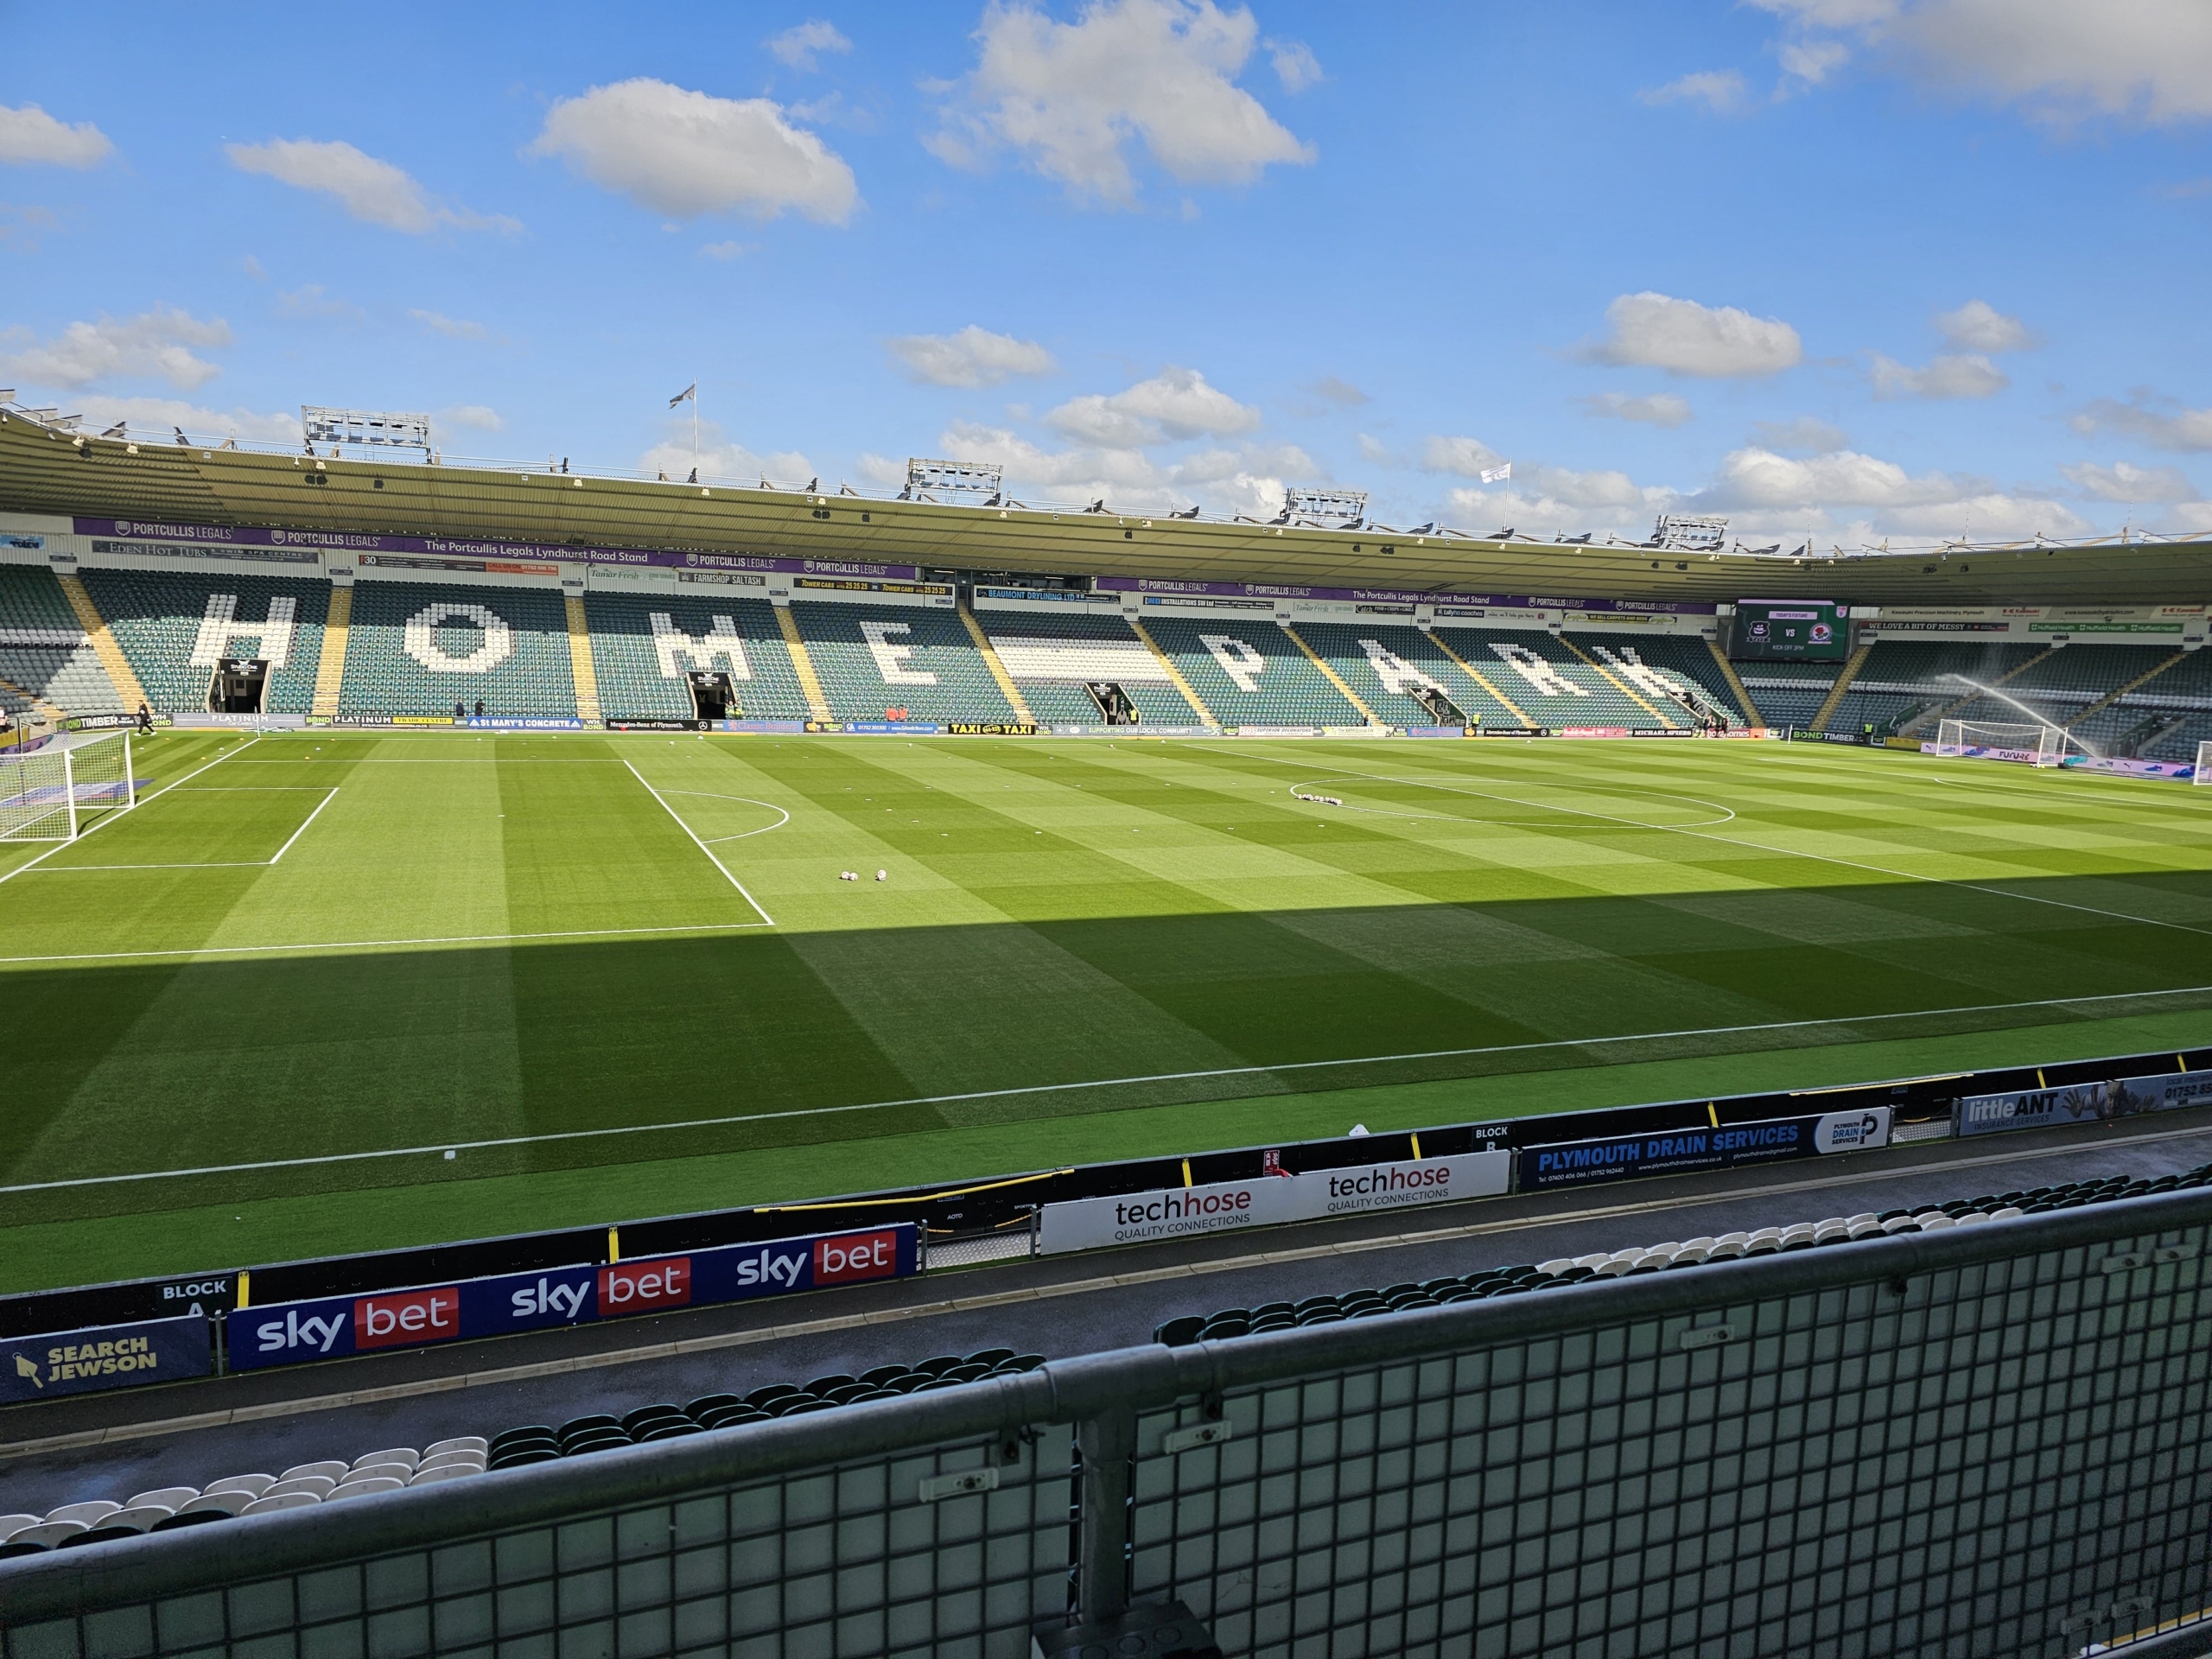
[281,1461,350,1484]
[425,1436,489,1458]
[345,1461,415,1485]
[1881,1217,1919,1234]
[43,1501,120,1527]
[0,1516,41,1543]
[1779,1224,1815,1244]
[203,1474,276,1499]
[1989,1206,2024,1221]
[268,1477,337,1500]
[1707,1240,1745,1260]
[1535,1257,1575,1275]
[241,1492,322,1516]
[1850,1220,1885,1238]
[409,1464,481,1486]
[127,1487,198,1510]
[352,1447,419,1471]
[1847,1213,1878,1228]
[416,1450,486,1474]
[175,1492,249,1518]
[1681,1236,1717,1253]
[327,1478,404,1502]
[1671,1245,1711,1265]
[99,1506,174,1534]
[2,1521,86,1550]
[1640,1245,1680,1267]
[1918,1214,1956,1231]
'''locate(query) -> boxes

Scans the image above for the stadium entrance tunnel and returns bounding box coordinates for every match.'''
[3,865,2211,1285]
[686,671,736,721]
[207,657,269,715]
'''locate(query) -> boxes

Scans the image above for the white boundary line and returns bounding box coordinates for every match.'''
[0,919,771,968]
[7,979,2209,1194]
[658,789,791,844]
[17,786,339,874]
[0,736,263,887]
[622,760,776,925]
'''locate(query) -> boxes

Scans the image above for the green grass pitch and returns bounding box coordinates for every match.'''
[3,728,2210,1295]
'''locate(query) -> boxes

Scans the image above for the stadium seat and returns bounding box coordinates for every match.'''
[338,582,577,717]
[978,607,1205,726]
[79,568,331,715]
[0,564,123,718]
[1137,614,1364,727]
[791,602,1018,724]
[1433,626,1654,728]
[585,592,812,721]
[1281,620,1523,727]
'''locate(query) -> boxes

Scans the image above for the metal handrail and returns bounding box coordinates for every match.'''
[7,1182,2211,1629]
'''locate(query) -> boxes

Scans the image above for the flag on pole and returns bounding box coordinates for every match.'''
[669,384,696,408]
[1479,462,1511,485]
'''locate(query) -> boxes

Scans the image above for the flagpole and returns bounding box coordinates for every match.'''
[693,379,699,480]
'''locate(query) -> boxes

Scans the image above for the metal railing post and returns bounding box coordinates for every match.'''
[1076,1402,1137,1624]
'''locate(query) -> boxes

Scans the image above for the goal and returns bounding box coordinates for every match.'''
[2196,740,2212,786]
[0,731,137,842]
[1936,719,2072,767]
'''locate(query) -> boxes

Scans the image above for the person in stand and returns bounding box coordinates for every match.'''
[475,699,485,718]
[454,700,466,721]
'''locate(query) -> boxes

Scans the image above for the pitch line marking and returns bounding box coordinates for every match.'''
[0,736,264,888]
[1220,748,2212,942]
[657,790,791,844]
[18,787,340,874]
[6,979,2209,1195]
[621,761,776,925]
[0,920,771,968]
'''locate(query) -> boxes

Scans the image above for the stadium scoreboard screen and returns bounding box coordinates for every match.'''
[1731,599,1847,661]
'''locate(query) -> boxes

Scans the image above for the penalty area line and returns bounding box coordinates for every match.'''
[10,979,2211,1195]
[0,919,772,968]
[0,736,264,888]
[623,760,776,925]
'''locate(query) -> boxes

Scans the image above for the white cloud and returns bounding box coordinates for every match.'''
[0,306,231,391]
[1639,70,1751,114]
[277,284,363,321]
[1046,365,1259,444]
[1752,0,2212,127]
[1582,292,1803,378]
[64,396,296,445]
[639,418,814,486]
[1869,352,2009,399]
[2061,459,2197,502]
[1713,445,1967,509]
[1750,416,1851,452]
[1936,297,2036,352]
[410,308,489,340]
[887,325,1057,388]
[0,203,60,250]
[2070,391,2212,451]
[226,139,514,234]
[529,79,858,224]
[437,404,504,433]
[1308,375,1367,407]
[0,104,113,168]
[1420,435,1507,477]
[1581,391,1694,428]
[699,239,748,260]
[1356,433,1396,465]
[1779,39,1853,84]
[1268,39,1323,92]
[766,21,854,71]
[927,0,1313,207]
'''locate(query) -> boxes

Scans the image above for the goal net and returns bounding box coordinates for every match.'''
[2196,740,2212,786]
[1936,719,2072,767]
[0,731,136,842]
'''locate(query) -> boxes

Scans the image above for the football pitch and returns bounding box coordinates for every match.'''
[4,728,2211,1296]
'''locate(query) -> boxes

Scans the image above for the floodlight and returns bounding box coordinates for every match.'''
[906,457,1002,499]
[301,406,433,452]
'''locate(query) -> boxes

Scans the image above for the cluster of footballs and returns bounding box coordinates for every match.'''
[838,870,888,882]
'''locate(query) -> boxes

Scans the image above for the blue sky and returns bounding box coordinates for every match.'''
[5,0,2212,550]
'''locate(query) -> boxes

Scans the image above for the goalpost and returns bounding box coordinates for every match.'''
[1936,719,2073,767]
[0,731,137,842]
[2196,740,2212,787]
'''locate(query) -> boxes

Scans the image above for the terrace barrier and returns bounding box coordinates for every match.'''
[6,1187,2212,1657]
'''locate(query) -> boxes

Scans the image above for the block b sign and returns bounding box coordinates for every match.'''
[232,1224,917,1371]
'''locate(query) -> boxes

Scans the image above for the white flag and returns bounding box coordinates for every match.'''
[669,383,696,408]
[1479,462,1511,485]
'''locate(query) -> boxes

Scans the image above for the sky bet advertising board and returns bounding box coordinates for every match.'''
[1522,1110,1891,1191]
[1730,599,1848,663]
[231,1224,918,1372]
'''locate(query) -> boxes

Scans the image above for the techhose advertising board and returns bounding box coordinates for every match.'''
[1037,1151,1511,1255]
[1,1315,214,1403]
[229,1224,918,1371]
[1520,1110,1891,1192]
[1955,1071,2212,1138]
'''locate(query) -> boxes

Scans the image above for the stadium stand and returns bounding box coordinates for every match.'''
[1927,643,2173,737]
[1286,620,1522,727]
[1139,614,1365,728]
[7,1159,2204,1558]
[1821,639,2043,737]
[0,1352,1047,1554]
[584,592,812,721]
[77,569,330,716]
[0,564,119,720]
[791,602,1020,724]
[337,582,577,718]
[1435,626,1659,728]
[1154,1161,2210,1344]
[977,608,1205,726]
[2111,647,2212,760]
[1567,632,1751,726]
[1733,660,1836,729]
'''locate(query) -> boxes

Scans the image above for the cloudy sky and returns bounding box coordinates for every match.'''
[6,0,2212,550]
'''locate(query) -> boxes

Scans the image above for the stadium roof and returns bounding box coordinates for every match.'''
[3,409,2209,606]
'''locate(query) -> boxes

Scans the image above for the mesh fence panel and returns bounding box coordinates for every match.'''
[1129,1232,2212,1659]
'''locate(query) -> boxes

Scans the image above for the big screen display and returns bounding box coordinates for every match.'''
[1730,599,1847,661]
